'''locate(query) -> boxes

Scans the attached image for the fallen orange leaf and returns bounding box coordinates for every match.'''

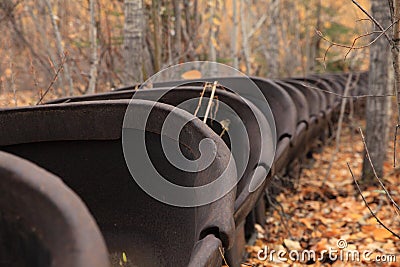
[181,70,202,79]
[373,227,393,241]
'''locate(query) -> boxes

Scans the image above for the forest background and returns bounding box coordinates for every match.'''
[0,0,370,106]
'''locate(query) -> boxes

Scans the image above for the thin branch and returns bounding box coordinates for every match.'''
[321,43,334,68]
[203,81,218,123]
[323,73,353,183]
[359,128,400,212]
[29,54,40,92]
[218,247,229,267]
[395,124,400,167]
[316,18,399,60]
[300,82,395,99]
[8,41,17,107]
[193,82,210,117]
[344,31,382,59]
[347,163,400,239]
[36,52,68,105]
[356,18,372,23]
[247,13,268,40]
[265,186,293,238]
[388,0,395,23]
[212,95,219,121]
[351,0,393,45]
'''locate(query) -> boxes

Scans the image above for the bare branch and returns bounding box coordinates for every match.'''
[247,14,268,40]
[388,0,395,23]
[344,31,381,59]
[395,125,400,167]
[300,82,395,99]
[347,162,400,239]
[203,81,218,123]
[218,247,229,267]
[193,82,210,117]
[323,73,353,183]
[36,52,68,105]
[359,128,400,212]
[316,18,399,62]
[351,0,394,45]
[321,43,334,69]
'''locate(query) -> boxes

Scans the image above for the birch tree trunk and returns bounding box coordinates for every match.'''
[362,0,392,184]
[123,0,143,84]
[43,0,74,96]
[87,0,98,94]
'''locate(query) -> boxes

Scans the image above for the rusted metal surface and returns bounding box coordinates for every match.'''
[0,151,109,267]
[46,87,276,228]
[274,80,310,159]
[0,100,236,267]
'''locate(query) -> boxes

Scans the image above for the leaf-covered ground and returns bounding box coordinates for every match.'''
[242,123,400,267]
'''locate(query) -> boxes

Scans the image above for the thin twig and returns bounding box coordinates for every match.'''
[323,73,353,183]
[219,119,231,137]
[361,197,384,221]
[193,82,209,117]
[355,18,372,23]
[347,162,400,239]
[36,52,68,105]
[344,31,382,59]
[395,124,400,167]
[247,13,268,40]
[8,43,17,107]
[218,247,229,267]
[316,18,399,61]
[212,95,219,122]
[359,128,400,212]
[388,0,395,23]
[241,263,255,267]
[266,186,293,238]
[29,54,40,92]
[300,82,395,99]
[203,81,218,123]
[351,0,394,45]
[321,43,334,68]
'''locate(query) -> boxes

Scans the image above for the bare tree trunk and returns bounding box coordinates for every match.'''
[362,0,392,184]
[266,0,280,78]
[87,0,98,94]
[151,0,160,72]
[240,0,250,75]
[308,0,322,73]
[173,0,181,62]
[209,0,217,63]
[231,0,239,69]
[304,3,312,75]
[43,0,74,96]
[123,0,143,84]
